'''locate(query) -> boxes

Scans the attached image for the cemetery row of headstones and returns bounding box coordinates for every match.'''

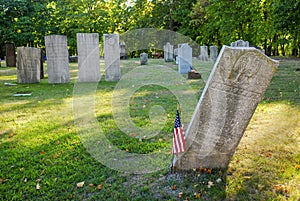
[17,34,121,84]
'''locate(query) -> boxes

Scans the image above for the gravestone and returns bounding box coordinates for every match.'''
[5,43,16,67]
[210,46,218,62]
[164,42,174,62]
[120,41,127,60]
[174,46,279,170]
[231,39,249,47]
[199,46,209,61]
[174,48,178,64]
[77,33,100,82]
[45,35,70,83]
[104,34,121,81]
[17,47,41,83]
[178,43,192,74]
[140,53,148,65]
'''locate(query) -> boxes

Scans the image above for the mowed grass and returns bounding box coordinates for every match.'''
[0,58,299,200]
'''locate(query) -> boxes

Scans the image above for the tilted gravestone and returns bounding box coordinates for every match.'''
[164,42,174,62]
[104,34,121,82]
[45,35,70,83]
[174,46,279,169]
[199,46,209,62]
[140,53,148,65]
[231,39,249,47]
[77,33,100,82]
[5,43,16,67]
[210,46,218,62]
[178,43,192,74]
[17,47,41,83]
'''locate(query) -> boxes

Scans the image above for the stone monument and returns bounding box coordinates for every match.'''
[104,34,121,81]
[231,39,249,47]
[174,46,279,169]
[45,35,70,83]
[77,33,100,82]
[178,43,192,74]
[17,47,41,83]
[5,43,16,67]
[210,46,218,62]
[199,46,209,62]
[164,42,174,62]
[120,41,127,60]
[140,53,148,65]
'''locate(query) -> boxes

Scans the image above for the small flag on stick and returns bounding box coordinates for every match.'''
[172,109,186,156]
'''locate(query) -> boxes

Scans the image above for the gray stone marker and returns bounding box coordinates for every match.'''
[77,33,100,82]
[178,43,192,74]
[164,42,174,62]
[174,46,279,170]
[104,34,121,82]
[199,46,209,61]
[210,46,218,62]
[231,39,249,47]
[174,48,178,64]
[17,47,41,83]
[45,35,70,83]
[140,53,148,65]
[5,43,16,67]
[120,41,127,60]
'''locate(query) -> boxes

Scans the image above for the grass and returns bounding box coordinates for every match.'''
[0,57,299,200]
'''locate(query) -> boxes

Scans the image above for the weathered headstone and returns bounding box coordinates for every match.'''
[104,34,121,81]
[199,46,209,62]
[174,48,178,64]
[178,43,192,74]
[231,39,249,47]
[77,33,100,82]
[120,41,127,60]
[5,43,16,67]
[175,46,279,170]
[45,35,70,83]
[210,46,218,62]
[140,53,148,65]
[17,47,41,83]
[164,42,174,62]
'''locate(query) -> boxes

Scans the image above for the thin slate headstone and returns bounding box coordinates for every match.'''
[120,41,127,60]
[164,42,174,62]
[199,46,209,61]
[174,48,178,64]
[210,46,218,62]
[104,34,121,82]
[231,39,249,47]
[174,46,279,170]
[178,43,192,74]
[45,35,70,83]
[77,33,100,82]
[140,53,148,65]
[17,47,41,83]
[5,43,16,67]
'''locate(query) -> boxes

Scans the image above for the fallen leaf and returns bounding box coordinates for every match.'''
[216,178,222,183]
[194,192,201,198]
[89,183,94,187]
[0,178,8,183]
[207,181,214,188]
[206,168,212,174]
[36,183,40,190]
[8,133,14,138]
[171,185,177,190]
[39,150,45,155]
[97,184,103,190]
[77,181,85,188]
[53,154,59,159]
[55,141,60,145]
[178,192,183,198]
[265,153,272,157]
[24,178,27,183]
[295,165,300,170]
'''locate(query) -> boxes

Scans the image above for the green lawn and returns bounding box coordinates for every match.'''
[0,58,299,200]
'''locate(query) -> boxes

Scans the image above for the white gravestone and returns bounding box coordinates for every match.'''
[199,46,209,61]
[231,39,249,47]
[104,34,121,82]
[175,46,279,170]
[17,47,41,83]
[45,35,70,84]
[210,46,218,62]
[77,33,100,82]
[178,43,192,74]
[164,42,174,62]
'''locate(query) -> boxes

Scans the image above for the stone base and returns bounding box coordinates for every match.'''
[188,71,202,79]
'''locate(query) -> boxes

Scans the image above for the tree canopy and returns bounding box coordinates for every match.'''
[0,0,299,57]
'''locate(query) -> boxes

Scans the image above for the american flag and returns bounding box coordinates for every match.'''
[172,109,186,156]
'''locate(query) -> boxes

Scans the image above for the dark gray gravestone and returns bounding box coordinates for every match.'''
[5,43,16,67]
[210,46,218,62]
[140,53,148,65]
[174,46,279,170]
[199,46,209,62]
[77,33,100,82]
[45,35,70,83]
[17,47,41,83]
[164,42,174,62]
